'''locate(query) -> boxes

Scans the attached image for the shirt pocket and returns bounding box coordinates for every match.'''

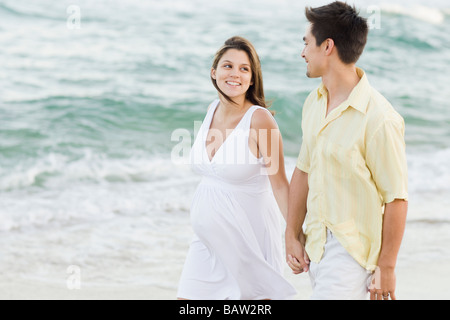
[323,140,358,179]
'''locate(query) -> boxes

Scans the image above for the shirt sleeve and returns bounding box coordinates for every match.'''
[296,99,312,173]
[296,91,316,173]
[296,139,310,173]
[366,117,408,204]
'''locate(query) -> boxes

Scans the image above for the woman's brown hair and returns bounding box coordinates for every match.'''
[210,36,273,115]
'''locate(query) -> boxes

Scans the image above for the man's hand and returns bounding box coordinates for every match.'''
[369,199,407,300]
[369,266,397,300]
[285,167,309,274]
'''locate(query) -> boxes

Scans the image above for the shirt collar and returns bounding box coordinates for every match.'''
[316,67,371,114]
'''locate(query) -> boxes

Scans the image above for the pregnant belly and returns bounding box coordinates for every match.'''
[189,180,273,245]
[190,185,225,238]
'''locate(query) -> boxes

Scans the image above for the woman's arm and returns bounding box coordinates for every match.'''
[250,109,289,221]
[250,109,310,273]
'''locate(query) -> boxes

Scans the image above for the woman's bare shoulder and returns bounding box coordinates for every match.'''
[251,108,278,130]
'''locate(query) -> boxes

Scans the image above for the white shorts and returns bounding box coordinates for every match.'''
[309,229,372,300]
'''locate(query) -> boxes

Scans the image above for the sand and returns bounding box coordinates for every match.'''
[1,261,448,300]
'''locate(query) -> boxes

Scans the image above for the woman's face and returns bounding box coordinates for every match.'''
[211,49,253,101]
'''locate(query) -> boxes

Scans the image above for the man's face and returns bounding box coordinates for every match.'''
[301,24,326,78]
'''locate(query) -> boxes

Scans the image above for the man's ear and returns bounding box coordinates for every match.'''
[324,38,335,56]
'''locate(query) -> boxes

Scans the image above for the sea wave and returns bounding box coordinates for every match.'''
[0,153,198,231]
[0,146,448,232]
[407,148,450,194]
[0,146,448,195]
[0,2,61,21]
[380,4,447,24]
[0,151,192,191]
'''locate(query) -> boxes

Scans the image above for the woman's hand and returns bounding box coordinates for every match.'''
[285,232,310,274]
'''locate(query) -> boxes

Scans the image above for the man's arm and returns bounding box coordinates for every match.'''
[370,199,408,300]
[285,167,310,273]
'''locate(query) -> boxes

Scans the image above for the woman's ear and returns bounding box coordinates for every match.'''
[211,68,216,80]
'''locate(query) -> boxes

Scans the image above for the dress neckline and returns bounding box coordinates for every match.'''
[204,100,256,163]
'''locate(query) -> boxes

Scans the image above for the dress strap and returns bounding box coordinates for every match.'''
[240,105,273,130]
[207,99,220,117]
[201,99,220,132]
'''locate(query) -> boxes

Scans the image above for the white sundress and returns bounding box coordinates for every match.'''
[177,99,297,300]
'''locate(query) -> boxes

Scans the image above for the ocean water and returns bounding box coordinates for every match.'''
[1,0,450,294]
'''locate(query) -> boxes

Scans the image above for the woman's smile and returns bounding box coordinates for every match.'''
[211,49,253,100]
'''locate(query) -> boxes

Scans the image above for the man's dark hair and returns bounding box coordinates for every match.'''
[305,1,368,64]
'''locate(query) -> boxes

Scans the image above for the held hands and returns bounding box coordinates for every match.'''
[286,231,398,300]
[285,233,310,274]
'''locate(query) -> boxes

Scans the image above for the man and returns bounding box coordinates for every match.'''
[285,1,408,300]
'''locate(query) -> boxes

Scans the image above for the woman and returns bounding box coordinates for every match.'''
[177,36,296,300]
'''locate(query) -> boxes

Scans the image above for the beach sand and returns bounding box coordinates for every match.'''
[1,262,448,300]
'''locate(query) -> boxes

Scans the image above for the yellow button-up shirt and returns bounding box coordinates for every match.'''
[296,68,408,271]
